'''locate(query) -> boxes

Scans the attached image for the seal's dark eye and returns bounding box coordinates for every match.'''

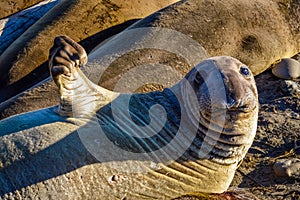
[240,66,250,76]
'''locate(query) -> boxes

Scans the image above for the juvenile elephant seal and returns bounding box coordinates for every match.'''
[0,36,258,199]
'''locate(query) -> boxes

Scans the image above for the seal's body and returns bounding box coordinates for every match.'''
[0,36,258,198]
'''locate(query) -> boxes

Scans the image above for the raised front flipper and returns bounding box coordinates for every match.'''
[48,35,118,118]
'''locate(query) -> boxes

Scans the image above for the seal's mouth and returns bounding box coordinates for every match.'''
[226,99,258,113]
[199,96,258,117]
[218,103,257,113]
[225,105,258,116]
[201,105,257,121]
[198,101,258,135]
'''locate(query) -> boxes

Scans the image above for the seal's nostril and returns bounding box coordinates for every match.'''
[227,98,236,108]
[226,92,236,108]
[228,99,236,107]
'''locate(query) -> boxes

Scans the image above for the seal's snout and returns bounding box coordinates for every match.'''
[218,70,244,110]
[222,75,255,112]
[196,56,258,114]
[224,79,247,110]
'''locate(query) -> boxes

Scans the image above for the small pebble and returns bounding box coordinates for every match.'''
[273,158,300,179]
[272,58,300,79]
[108,174,127,184]
[280,80,300,96]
